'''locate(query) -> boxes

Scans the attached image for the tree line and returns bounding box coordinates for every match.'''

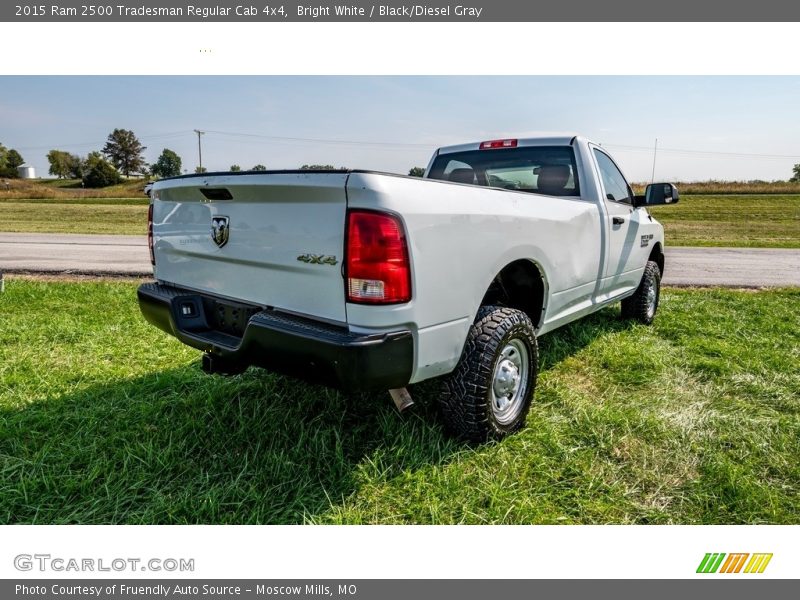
[33,130,800,187]
[0,143,26,178]
[44,128,148,188]
[41,129,375,188]
[7,128,429,188]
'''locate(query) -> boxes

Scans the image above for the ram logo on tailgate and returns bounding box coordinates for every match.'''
[211,216,230,248]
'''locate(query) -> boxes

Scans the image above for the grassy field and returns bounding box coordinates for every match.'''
[0,178,149,200]
[1,279,797,524]
[0,177,149,235]
[650,194,800,248]
[2,194,798,246]
[3,177,800,199]
[0,198,148,235]
[633,181,800,195]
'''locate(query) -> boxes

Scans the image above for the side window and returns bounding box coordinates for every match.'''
[593,149,632,204]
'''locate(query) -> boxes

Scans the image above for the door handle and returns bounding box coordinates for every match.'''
[612,216,625,225]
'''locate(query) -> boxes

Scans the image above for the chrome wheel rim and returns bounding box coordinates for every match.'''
[490,339,529,425]
[646,281,658,320]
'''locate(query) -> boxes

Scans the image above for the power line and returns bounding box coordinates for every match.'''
[13,131,194,152]
[205,131,800,159]
[203,129,433,149]
[604,143,800,160]
[11,128,800,163]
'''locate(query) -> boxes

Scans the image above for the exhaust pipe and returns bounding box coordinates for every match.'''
[389,388,414,412]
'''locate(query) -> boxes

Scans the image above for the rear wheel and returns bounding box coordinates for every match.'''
[438,306,538,443]
[621,260,661,324]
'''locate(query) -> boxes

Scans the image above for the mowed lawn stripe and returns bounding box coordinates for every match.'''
[650,194,800,248]
[1,200,148,235]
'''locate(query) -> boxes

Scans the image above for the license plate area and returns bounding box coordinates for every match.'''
[203,298,259,338]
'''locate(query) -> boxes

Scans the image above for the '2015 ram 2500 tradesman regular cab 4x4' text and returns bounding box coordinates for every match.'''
[138,135,678,441]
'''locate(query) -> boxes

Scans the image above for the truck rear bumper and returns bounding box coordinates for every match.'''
[137,282,414,391]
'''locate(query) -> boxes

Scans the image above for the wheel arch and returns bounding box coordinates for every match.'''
[649,242,665,276]
[478,258,548,329]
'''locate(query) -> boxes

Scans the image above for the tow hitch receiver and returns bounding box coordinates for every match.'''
[202,353,247,376]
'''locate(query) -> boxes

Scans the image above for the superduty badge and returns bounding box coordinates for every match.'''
[640,233,654,247]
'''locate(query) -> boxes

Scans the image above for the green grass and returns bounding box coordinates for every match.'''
[1,280,798,524]
[1,194,798,248]
[0,198,148,235]
[633,181,800,195]
[651,194,800,248]
[0,178,150,199]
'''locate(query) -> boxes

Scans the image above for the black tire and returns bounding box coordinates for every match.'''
[438,306,538,443]
[621,260,661,324]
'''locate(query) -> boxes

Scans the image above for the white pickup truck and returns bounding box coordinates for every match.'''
[138,135,678,441]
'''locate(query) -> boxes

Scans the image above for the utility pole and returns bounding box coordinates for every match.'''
[650,138,658,183]
[194,129,205,172]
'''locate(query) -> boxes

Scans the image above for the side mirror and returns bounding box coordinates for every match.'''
[633,183,679,207]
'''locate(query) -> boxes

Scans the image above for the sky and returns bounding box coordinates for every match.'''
[1,75,799,182]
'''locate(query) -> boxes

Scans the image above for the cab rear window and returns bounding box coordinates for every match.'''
[428,146,580,196]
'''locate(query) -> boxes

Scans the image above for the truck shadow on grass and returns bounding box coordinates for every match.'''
[1,307,633,525]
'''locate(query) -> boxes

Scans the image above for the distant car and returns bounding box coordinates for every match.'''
[143,183,154,198]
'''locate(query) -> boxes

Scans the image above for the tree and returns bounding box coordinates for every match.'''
[102,128,147,177]
[151,149,183,178]
[300,164,336,170]
[67,154,84,179]
[0,149,8,178]
[194,166,207,174]
[82,151,123,188]
[408,167,425,177]
[6,149,24,168]
[1,149,25,177]
[791,164,800,183]
[229,164,241,172]
[250,164,267,171]
[47,150,74,178]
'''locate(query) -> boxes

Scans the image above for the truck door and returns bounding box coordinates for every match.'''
[591,147,647,297]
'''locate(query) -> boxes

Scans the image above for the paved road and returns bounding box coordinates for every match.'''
[1,233,150,276]
[663,247,800,287]
[2,232,799,286]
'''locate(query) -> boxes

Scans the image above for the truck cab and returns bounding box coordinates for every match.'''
[425,135,668,327]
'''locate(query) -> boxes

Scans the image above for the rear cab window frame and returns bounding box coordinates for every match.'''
[427,145,582,198]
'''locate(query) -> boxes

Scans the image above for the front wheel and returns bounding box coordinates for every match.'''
[438,306,538,443]
[621,260,661,324]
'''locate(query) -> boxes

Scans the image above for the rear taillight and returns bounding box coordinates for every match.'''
[147,203,155,265]
[479,139,518,149]
[345,210,411,304]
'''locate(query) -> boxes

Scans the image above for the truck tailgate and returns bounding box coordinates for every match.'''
[152,172,349,324]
